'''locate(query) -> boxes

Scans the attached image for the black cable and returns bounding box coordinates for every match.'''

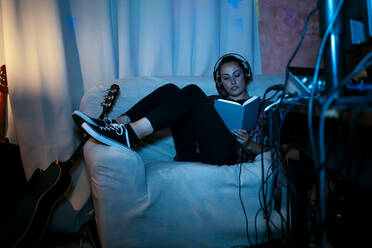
[238,162,253,247]
[255,163,287,244]
[243,86,288,246]
[306,2,344,246]
[308,0,344,169]
[255,179,286,240]
[269,95,309,245]
[318,50,372,172]
[257,141,277,241]
[261,85,290,241]
[255,168,272,244]
[254,207,263,244]
[256,150,273,244]
[280,3,319,104]
[286,3,319,70]
[316,52,372,238]
[234,85,284,247]
[259,86,285,242]
[260,132,273,242]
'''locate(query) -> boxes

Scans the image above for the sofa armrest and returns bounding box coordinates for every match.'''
[84,140,287,247]
[84,139,149,245]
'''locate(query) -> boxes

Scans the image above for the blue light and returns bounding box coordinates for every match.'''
[228,0,243,9]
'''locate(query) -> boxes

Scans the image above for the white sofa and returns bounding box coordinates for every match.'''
[81,75,287,248]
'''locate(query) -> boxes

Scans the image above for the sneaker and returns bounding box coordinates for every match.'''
[82,122,132,150]
[72,110,116,128]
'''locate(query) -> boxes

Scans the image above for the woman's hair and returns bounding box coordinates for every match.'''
[213,53,252,98]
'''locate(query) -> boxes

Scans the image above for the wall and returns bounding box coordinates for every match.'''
[258,0,320,74]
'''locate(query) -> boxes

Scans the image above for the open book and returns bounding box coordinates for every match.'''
[214,96,260,131]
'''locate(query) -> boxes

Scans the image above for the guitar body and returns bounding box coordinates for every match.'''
[6,161,72,248]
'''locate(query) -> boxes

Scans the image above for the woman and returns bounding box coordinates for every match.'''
[73,53,259,165]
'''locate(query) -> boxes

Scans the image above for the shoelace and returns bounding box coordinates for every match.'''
[102,117,113,126]
[98,123,131,148]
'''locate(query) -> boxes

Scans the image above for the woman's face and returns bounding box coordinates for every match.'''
[219,61,248,100]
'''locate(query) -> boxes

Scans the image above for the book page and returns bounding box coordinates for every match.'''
[214,96,260,131]
[214,99,243,130]
[242,97,260,130]
[242,96,259,106]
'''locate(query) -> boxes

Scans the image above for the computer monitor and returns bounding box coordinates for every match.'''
[342,0,372,94]
[319,0,372,94]
[284,1,372,97]
[343,0,372,50]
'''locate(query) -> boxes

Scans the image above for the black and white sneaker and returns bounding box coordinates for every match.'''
[72,110,116,128]
[82,122,132,150]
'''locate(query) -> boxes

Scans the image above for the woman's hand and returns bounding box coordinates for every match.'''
[232,129,250,145]
[233,129,270,154]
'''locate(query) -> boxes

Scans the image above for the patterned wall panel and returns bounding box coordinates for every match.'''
[258,0,321,74]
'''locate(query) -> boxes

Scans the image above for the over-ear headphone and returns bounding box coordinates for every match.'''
[213,53,253,98]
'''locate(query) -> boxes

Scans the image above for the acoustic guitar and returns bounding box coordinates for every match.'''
[5,83,120,248]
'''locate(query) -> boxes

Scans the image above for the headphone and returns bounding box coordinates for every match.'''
[213,53,253,98]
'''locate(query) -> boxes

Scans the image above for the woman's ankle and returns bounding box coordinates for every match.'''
[130,118,154,139]
[115,115,131,125]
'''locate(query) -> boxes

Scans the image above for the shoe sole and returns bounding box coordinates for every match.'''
[72,110,97,127]
[82,122,132,151]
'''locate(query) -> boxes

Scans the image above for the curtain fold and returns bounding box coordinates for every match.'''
[0,0,261,232]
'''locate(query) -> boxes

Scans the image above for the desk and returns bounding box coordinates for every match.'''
[279,100,372,188]
[277,99,372,247]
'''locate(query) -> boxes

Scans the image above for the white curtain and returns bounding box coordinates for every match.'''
[0,0,261,231]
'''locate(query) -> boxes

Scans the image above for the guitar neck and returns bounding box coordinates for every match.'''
[63,135,90,170]
[0,90,6,143]
[63,84,120,171]
[0,65,8,143]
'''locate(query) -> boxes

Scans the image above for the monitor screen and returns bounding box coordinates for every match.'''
[343,0,372,50]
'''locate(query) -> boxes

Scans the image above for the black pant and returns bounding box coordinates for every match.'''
[124,83,239,165]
